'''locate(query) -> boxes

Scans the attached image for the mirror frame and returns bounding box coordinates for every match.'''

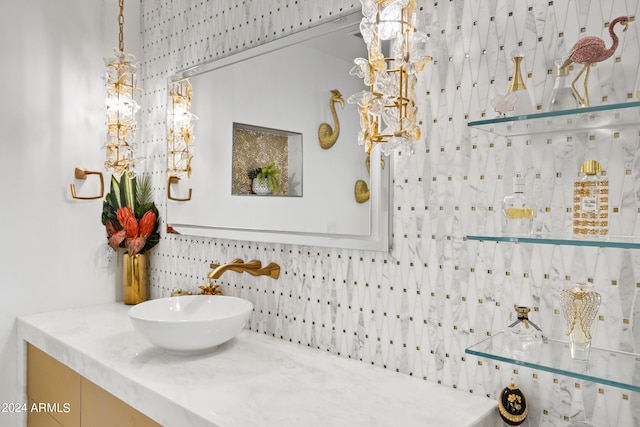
[166,11,392,251]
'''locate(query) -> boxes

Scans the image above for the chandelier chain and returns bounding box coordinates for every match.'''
[118,0,125,52]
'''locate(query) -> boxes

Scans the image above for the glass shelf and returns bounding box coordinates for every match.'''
[467,101,640,137]
[466,233,640,249]
[466,331,640,392]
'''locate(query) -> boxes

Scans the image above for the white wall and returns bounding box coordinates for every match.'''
[0,1,139,425]
[147,1,640,426]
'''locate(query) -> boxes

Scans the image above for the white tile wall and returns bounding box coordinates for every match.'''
[140,1,640,425]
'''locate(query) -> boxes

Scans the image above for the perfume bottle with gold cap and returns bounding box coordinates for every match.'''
[508,49,535,116]
[598,171,609,235]
[505,305,543,358]
[573,160,607,236]
[502,176,534,235]
[560,282,602,361]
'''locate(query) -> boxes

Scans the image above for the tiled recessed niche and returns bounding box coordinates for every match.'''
[231,122,302,196]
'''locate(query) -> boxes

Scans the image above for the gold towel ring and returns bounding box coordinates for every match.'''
[70,168,104,200]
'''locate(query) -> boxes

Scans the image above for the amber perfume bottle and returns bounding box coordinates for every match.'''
[573,160,606,236]
[502,176,534,235]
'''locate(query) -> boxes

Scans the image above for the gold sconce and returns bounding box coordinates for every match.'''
[167,175,192,201]
[167,78,196,179]
[70,168,104,200]
[318,89,344,149]
[354,154,385,203]
[354,180,370,203]
[347,0,431,155]
[104,0,140,176]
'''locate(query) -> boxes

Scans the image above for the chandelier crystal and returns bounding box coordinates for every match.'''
[104,0,141,176]
[167,79,197,178]
[348,0,431,155]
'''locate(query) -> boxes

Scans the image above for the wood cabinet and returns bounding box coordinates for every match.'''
[27,344,160,427]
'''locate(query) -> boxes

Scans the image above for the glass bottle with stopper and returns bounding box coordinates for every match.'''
[573,160,608,236]
[508,49,535,116]
[502,176,534,235]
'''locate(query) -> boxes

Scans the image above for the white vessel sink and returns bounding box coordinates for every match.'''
[128,295,253,355]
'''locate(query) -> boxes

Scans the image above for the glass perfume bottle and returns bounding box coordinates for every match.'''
[573,160,602,236]
[560,282,602,361]
[508,49,535,116]
[598,171,609,236]
[547,61,578,111]
[505,305,542,358]
[502,176,534,235]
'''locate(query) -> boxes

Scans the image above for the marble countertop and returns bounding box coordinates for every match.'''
[18,302,498,427]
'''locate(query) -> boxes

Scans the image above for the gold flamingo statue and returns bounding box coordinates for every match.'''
[562,16,629,107]
[318,89,344,149]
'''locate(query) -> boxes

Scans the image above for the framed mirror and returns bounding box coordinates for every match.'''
[166,11,391,251]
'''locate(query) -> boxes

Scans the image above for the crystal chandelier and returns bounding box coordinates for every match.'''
[348,0,431,155]
[167,79,196,178]
[104,0,140,176]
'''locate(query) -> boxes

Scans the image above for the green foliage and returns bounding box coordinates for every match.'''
[101,173,161,255]
[248,162,281,191]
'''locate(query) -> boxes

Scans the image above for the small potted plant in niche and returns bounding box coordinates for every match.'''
[248,162,280,195]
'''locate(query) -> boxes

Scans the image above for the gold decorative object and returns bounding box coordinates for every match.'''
[123,253,148,305]
[508,52,527,92]
[170,288,193,297]
[508,306,542,332]
[104,0,141,176]
[167,175,192,201]
[167,78,196,178]
[498,384,528,426]
[354,180,370,203]
[560,283,602,360]
[562,16,629,107]
[198,281,224,295]
[347,0,431,155]
[354,153,385,203]
[70,168,104,200]
[506,50,534,115]
[208,258,280,280]
[318,89,344,149]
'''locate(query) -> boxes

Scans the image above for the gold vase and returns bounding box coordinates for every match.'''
[123,253,148,305]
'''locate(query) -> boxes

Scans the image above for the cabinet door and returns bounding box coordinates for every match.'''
[27,344,81,427]
[80,378,161,427]
[27,399,63,427]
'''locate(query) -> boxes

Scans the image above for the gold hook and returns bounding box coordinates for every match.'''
[354,180,370,203]
[167,175,192,201]
[355,154,384,203]
[70,168,104,200]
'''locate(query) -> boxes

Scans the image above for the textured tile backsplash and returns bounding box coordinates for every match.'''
[140,1,640,425]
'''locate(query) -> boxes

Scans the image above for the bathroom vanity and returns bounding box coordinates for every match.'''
[18,303,498,427]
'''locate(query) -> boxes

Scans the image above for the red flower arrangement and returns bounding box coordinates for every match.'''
[102,173,160,256]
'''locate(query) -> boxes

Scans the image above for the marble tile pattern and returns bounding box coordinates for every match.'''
[17,304,498,427]
[139,0,640,425]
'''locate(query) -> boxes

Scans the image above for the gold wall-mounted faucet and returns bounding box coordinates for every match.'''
[208,258,280,280]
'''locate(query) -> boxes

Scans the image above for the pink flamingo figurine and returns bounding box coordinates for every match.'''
[562,16,629,107]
